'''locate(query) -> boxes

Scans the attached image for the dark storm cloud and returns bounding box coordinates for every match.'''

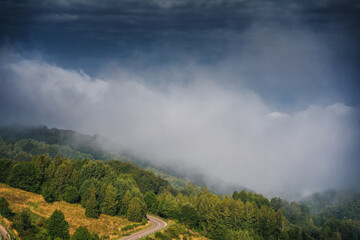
[1,0,360,197]
[2,0,359,49]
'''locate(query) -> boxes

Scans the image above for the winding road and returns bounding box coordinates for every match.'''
[119,215,167,240]
[0,225,9,240]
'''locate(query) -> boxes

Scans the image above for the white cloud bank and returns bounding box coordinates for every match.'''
[1,57,359,197]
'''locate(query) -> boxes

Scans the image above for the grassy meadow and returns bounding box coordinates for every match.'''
[0,183,149,239]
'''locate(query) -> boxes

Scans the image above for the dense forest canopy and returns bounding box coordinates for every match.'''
[0,128,359,239]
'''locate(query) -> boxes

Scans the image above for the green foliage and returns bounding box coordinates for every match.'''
[107,160,174,195]
[270,197,287,211]
[144,191,158,212]
[7,162,42,192]
[70,226,100,240]
[31,154,52,174]
[63,186,79,203]
[46,210,70,240]
[0,137,12,159]
[85,188,100,219]
[14,151,32,162]
[233,190,270,208]
[180,203,198,228]
[12,208,36,238]
[42,182,56,203]
[224,229,255,240]
[283,202,309,225]
[121,220,147,231]
[79,161,109,185]
[158,192,180,219]
[80,179,101,207]
[127,197,143,222]
[183,182,199,196]
[100,184,118,216]
[36,229,52,240]
[52,160,75,197]
[0,197,13,219]
[0,158,14,182]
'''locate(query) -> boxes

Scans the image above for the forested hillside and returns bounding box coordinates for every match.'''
[0,129,360,239]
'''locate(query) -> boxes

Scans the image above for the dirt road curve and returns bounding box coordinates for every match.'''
[0,225,9,240]
[119,215,167,240]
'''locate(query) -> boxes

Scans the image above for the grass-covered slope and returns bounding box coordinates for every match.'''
[0,183,146,238]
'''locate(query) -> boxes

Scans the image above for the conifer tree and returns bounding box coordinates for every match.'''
[85,191,100,219]
[121,190,132,215]
[46,210,70,240]
[70,226,92,240]
[127,197,143,222]
[101,184,118,216]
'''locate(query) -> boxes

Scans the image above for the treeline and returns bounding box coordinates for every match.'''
[0,125,111,161]
[0,155,175,223]
[0,136,94,161]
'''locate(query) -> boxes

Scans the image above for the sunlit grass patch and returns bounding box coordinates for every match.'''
[0,183,148,239]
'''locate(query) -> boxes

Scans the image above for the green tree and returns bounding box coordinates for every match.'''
[12,208,35,238]
[52,160,74,197]
[0,197,13,219]
[80,179,100,207]
[36,229,52,240]
[243,201,258,230]
[85,191,100,219]
[158,192,179,219]
[14,151,32,162]
[78,161,108,185]
[144,191,157,212]
[63,186,79,203]
[101,184,118,216]
[127,197,143,222]
[46,210,70,240]
[70,226,93,240]
[42,182,56,203]
[31,154,52,174]
[0,158,14,182]
[7,162,42,192]
[184,182,198,196]
[120,190,132,215]
[180,203,198,228]
[224,229,254,240]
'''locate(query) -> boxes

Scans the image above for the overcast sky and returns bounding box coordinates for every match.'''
[1,0,359,197]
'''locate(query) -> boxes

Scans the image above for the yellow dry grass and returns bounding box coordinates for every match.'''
[0,183,148,239]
